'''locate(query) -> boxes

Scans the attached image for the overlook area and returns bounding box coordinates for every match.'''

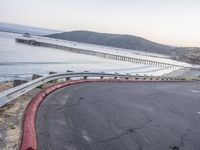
[0,0,200,150]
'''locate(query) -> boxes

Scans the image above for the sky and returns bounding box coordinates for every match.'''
[0,0,200,47]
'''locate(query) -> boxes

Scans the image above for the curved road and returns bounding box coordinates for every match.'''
[36,82,200,150]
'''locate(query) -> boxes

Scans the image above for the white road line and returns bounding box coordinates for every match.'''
[191,90,200,93]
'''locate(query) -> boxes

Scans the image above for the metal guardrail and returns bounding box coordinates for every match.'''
[0,71,195,107]
[0,72,136,107]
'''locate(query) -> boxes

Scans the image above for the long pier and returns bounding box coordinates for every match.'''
[15,38,188,69]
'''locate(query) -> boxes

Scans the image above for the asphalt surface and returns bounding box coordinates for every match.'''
[36,81,200,150]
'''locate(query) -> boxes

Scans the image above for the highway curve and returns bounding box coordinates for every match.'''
[36,81,200,150]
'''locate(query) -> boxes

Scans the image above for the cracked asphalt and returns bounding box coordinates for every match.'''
[36,81,200,150]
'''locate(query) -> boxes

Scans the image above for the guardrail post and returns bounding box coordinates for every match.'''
[83,76,87,80]
[13,80,28,87]
[32,74,43,80]
[114,77,117,79]
[100,76,104,79]
[66,77,71,80]
[49,71,57,75]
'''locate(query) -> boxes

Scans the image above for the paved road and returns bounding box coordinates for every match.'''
[36,82,200,150]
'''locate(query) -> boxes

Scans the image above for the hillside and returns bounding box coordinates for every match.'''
[46,31,200,64]
[46,31,174,55]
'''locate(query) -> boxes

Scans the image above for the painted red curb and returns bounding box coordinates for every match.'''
[20,80,90,150]
[19,79,193,150]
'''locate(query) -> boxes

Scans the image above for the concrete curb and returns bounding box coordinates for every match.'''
[19,79,193,150]
[20,80,93,150]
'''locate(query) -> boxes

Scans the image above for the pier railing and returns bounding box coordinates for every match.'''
[15,38,190,69]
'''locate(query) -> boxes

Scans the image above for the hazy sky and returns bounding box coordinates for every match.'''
[0,0,200,46]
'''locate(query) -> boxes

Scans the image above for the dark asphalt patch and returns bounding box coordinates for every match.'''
[36,82,200,150]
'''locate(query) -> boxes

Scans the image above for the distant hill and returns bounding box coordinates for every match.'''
[47,31,200,64]
[172,47,200,64]
[0,22,62,35]
[46,31,174,55]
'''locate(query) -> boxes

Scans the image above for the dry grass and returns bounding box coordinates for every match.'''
[0,81,55,150]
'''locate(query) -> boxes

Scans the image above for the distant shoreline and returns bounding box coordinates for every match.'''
[0,30,22,35]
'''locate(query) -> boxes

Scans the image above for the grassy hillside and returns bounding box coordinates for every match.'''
[46,30,174,55]
[46,30,200,64]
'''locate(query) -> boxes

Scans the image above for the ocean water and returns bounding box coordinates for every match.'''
[0,31,173,82]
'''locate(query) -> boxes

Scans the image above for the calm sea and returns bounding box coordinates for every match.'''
[0,31,167,82]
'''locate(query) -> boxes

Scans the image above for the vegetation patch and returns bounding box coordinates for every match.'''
[9,123,16,130]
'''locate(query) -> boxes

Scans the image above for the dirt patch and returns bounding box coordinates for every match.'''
[0,82,55,150]
[0,82,13,92]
